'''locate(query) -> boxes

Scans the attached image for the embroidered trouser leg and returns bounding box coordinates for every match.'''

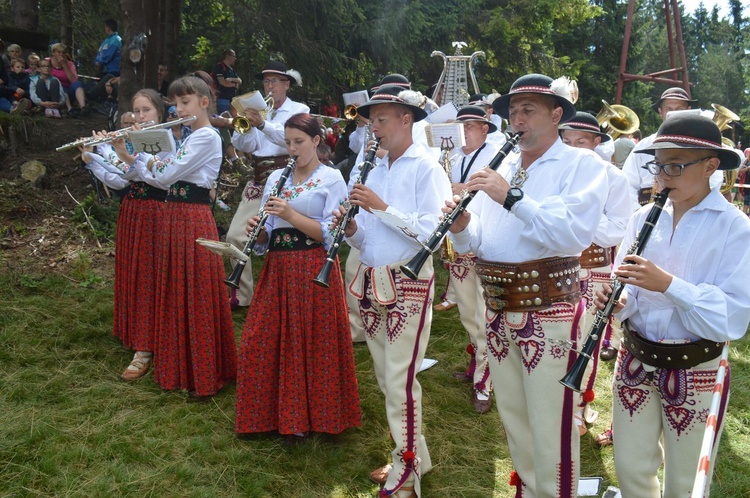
[486,304,581,498]
[612,352,728,498]
[356,261,434,497]
[449,256,490,392]
[225,180,263,306]
[577,266,614,405]
[345,246,365,342]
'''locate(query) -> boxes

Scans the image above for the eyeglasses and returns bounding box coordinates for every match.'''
[643,157,714,177]
[262,78,286,85]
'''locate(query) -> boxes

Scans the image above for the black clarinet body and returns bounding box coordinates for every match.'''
[313,139,381,288]
[560,188,671,392]
[224,156,296,289]
[400,132,523,280]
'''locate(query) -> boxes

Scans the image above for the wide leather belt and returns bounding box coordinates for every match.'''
[623,321,724,369]
[252,154,290,186]
[638,186,654,206]
[475,256,581,312]
[580,243,613,269]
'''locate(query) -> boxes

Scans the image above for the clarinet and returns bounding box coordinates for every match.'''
[224,156,296,289]
[400,132,523,280]
[560,188,671,392]
[313,138,381,288]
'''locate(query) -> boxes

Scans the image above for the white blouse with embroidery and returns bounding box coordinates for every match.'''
[256,164,347,252]
[132,127,222,189]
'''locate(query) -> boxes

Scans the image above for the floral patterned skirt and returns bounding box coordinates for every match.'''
[113,196,163,351]
[235,246,361,435]
[151,201,237,396]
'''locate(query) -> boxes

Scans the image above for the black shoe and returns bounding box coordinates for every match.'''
[79,106,91,117]
[68,108,81,118]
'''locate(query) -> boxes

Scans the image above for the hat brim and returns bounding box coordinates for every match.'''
[493,92,577,123]
[357,100,428,122]
[255,70,297,85]
[558,123,611,142]
[636,142,740,170]
[456,117,498,134]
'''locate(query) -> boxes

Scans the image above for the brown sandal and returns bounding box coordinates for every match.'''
[595,428,614,447]
[120,352,152,381]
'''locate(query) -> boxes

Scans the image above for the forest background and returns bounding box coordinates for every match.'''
[0,0,748,143]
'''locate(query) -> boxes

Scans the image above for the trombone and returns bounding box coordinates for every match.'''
[231,91,274,133]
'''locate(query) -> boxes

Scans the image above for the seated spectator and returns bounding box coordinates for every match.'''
[30,59,65,118]
[3,43,22,73]
[95,19,122,77]
[48,43,88,117]
[0,56,30,113]
[8,58,30,97]
[26,54,41,85]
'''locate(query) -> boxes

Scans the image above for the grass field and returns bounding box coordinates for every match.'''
[1,247,749,497]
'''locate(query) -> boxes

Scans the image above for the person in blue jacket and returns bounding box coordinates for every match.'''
[95,19,122,77]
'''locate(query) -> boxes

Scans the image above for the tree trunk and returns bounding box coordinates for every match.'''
[60,0,73,47]
[119,0,162,111]
[11,0,39,31]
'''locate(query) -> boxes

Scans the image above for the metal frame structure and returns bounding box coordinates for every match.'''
[615,0,691,103]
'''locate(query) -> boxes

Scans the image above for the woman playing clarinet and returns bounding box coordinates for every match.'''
[235,112,361,441]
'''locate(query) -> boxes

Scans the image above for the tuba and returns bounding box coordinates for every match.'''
[712,104,740,196]
[231,91,274,133]
[596,100,639,139]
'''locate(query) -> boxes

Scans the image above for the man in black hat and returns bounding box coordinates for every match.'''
[226,61,309,309]
[468,92,507,147]
[446,73,607,497]
[595,112,750,498]
[337,84,451,498]
[559,112,631,433]
[445,105,502,414]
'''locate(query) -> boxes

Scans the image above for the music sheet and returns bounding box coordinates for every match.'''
[128,129,177,155]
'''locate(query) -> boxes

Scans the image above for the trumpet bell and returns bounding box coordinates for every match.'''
[597,100,639,140]
[712,103,740,132]
[233,115,253,134]
[344,104,358,121]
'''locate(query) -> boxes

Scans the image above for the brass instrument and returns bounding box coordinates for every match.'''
[231,91,274,134]
[560,188,671,392]
[439,137,457,262]
[712,103,740,132]
[344,104,358,121]
[56,120,156,151]
[596,100,639,139]
[225,156,296,289]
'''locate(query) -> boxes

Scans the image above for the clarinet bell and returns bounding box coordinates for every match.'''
[313,259,334,288]
[400,249,431,280]
[559,353,591,393]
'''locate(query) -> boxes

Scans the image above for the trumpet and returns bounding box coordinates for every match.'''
[56,121,156,151]
[596,100,639,139]
[400,132,523,280]
[232,91,274,134]
[559,188,671,392]
[313,138,380,287]
[225,156,296,289]
[344,104,358,121]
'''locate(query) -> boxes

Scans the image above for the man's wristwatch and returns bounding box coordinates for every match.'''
[503,187,524,211]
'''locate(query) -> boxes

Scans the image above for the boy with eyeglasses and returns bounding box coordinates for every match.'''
[595,112,750,497]
[29,60,65,118]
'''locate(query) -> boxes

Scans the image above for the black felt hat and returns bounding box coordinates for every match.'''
[356,85,428,122]
[559,112,611,142]
[255,61,301,86]
[635,113,740,170]
[492,74,577,123]
[455,105,497,133]
[468,93,489,106]
[370,73,411,94]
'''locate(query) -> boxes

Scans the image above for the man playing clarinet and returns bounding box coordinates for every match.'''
[445,73,607,497]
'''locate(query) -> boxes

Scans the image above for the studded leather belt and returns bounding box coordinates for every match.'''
[475,256,582,312]
[638,186,654,206]
[623,321,724,369]
[580,243,613,269]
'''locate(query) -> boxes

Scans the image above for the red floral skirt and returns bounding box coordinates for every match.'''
[113,196,162,350]
[151,201,237,396]
[235,246,361,435]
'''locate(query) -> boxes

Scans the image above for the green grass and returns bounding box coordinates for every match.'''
[1,248,749,497]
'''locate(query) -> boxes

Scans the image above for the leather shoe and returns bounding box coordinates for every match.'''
[433,300,457,311]
[452,370,472,383]
[369,464,391,484]
[120,353,152,381]
[599,346,617,361]
[472,391,492,414]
